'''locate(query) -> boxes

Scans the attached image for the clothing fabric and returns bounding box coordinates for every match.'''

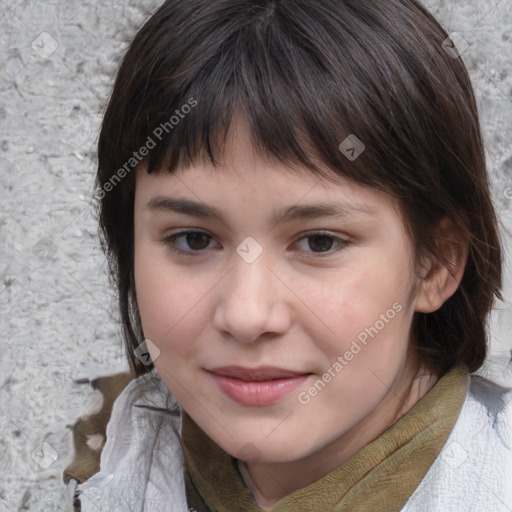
[67,367,512,512]
[64,372,133,486]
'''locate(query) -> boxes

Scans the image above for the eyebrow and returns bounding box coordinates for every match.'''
[144,197,378,225]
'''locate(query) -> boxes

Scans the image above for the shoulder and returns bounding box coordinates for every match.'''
[402,374,512,511]
[69,369,189,512]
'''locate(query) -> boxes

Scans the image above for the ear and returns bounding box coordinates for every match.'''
[414,217,468,313]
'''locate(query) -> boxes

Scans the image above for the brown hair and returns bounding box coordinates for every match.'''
[94,0,503,378]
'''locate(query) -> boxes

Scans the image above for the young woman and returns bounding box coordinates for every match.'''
[65,0,512,510]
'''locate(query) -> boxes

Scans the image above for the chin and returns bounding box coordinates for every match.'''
[222,435,314,465]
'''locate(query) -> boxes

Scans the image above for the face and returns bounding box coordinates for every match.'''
[133,118,424,465]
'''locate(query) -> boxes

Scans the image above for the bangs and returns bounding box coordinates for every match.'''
[137,0,358,183]
[101,0,462,198]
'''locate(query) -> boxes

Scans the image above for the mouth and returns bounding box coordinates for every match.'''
[207,366,313,406]
[208,365,311,381]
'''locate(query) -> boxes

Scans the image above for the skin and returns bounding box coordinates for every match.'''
[133,116,467,508]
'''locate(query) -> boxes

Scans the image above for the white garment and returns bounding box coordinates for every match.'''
[70,369,512,512]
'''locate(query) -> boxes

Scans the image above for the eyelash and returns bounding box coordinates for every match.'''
[161,230,350,257]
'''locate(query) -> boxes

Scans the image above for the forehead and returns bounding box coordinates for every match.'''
[134,165,409,249]
[136,115,395,209]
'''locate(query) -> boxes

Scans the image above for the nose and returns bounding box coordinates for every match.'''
[212,250,292,344]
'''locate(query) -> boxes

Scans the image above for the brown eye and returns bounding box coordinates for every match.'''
[294,232,350,256]
[185,232,211,250]
[162,230,216,254]
[307,235,335,253]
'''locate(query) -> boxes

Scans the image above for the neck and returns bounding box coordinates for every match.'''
[238,360,439,509]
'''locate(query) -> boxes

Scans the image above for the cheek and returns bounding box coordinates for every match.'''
[302,260,413,365]
[134,246,208,359]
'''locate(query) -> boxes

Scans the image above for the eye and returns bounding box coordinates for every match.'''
[162,230,217,254]
[293,231,350,256]
[162,230,350,256]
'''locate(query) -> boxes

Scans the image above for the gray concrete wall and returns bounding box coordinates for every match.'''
[0,1,511,509]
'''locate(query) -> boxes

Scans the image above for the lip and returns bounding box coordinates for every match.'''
[209,365,308,381]
[207,366,312,406]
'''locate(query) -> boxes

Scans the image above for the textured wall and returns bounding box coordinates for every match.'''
[0,1,511,510]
